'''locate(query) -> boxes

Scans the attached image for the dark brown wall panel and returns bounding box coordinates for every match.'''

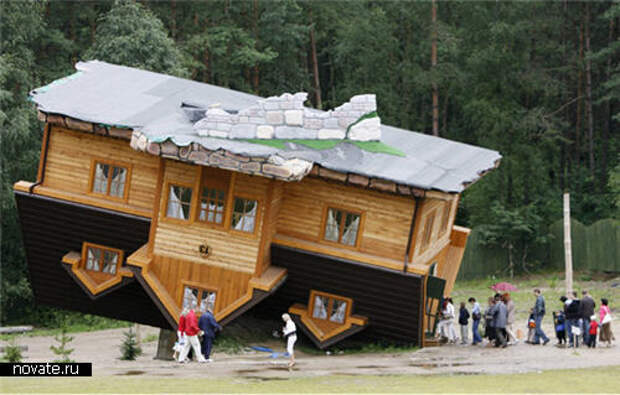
[268,245,424,344]
[14,191,171,329]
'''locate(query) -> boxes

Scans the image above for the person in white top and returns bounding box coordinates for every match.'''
[282,313,297,367]
[437,298,458,343]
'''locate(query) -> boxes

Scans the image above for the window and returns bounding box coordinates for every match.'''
[81,243,123,275]
[182,284,217,312]
[310,291,352,324]
[197,167,230,225]
[323,207,361,246]
[439,200,452,236]
[91,160,129,199]
[231,197,258,233]
[166,184,193,220]
[420,210,436,251]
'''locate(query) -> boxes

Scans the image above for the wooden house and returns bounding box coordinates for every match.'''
[14,61,500,348]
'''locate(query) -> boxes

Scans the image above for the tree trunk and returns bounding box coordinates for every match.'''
[170,0,177,40]
[563,193,573,295]
[431,0,439,136]
[602,16,615,189]
[575,17,584,166]
[309,8,322,109]
[584,2,595,179]
[507,242,514,279]
[252,0,260,94]
[154,329,176,360]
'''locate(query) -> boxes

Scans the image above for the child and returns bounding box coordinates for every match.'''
[172,337,184,360]
[458,302,470,345]
[588,315,598,348]
[526,310,537,344]
[553,310,566,345]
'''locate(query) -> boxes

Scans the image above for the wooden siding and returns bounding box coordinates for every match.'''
[148,254,252,315]
[153,160,270,274]
[268,244,424,344]
[14,191,171,328]
[41,126,159,217]
[277,178,415,261]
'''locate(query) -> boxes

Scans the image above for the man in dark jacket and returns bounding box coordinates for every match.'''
[580,290,595,346]
[532,289,550,345]
[198,307,222,362]
[492,294,508,348]
[565,291,581,348]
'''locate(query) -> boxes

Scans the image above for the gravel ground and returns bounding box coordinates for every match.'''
[3,322,618,380]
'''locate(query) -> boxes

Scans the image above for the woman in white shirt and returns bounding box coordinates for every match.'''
[282,313,297,367]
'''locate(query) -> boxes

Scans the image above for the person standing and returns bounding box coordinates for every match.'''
[503,293,517,345]
[444,298,458,343]
[458,302,470,345]
[532,289,550,345]
[565,291,582,348]
[580,290,595,347]
[493,294,508,348]
[484,297,496,346]
[198,306,221,362]
[599,298,615,347]
[178,303,206,363]
[282,313,297,367]
[175,308,188,362]
[469,297,483,345]
[588,315,598,348]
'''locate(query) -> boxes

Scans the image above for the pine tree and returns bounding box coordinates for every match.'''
[50,326,75,363]
[120,328,142,361]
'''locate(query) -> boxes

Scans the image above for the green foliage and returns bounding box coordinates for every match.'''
[85,0,187,77]
[120,328,142,360]
[50,323,75,363]
[3,338,23,363]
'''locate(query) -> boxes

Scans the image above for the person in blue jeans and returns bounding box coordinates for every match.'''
[468,297,483,345]
[564,291,582,348]
[532,289,550,345]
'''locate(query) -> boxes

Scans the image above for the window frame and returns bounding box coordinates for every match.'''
[87,158,132,202]
[162,181,195,223]
[179,280,220,313]
[196,167,232,228]
[80,242,124,277]
[229,195,261,237]
[308,290,353,325]
[320,205,364,250]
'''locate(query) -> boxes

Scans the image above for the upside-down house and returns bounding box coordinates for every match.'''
[14,61,500,348]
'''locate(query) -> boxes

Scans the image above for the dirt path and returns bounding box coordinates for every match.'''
[4,325,619,380]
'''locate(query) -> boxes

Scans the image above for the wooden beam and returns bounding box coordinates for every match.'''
[147,158,165,257]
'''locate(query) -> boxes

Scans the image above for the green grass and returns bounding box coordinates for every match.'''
[2,366,619,393]
[0,319,131,341]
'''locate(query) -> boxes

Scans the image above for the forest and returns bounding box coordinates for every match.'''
[1,0,618,324]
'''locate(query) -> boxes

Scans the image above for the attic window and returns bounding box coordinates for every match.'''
[323,207,361,247]
[231,197,258,233]
[310,290,352,324]
[81,242,123,275]
[182,283,217,312]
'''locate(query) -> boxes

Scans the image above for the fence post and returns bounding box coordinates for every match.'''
[563,193,573,294]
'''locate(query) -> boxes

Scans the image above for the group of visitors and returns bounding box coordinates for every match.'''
[174,304,298,367]
[548,290,615,348]
[438,288,614,349]
[174,302,222,363]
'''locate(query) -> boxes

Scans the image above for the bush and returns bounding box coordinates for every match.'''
[120,328,142,360]
[3,338,23,362]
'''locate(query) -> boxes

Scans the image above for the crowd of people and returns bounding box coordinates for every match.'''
[437,288,615,349]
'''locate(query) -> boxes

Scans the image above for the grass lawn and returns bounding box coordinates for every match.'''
[451,271,619,323]
[2,365,619,393]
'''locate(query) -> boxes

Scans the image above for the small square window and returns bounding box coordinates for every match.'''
[231,198,258,233]
[182,285,217,312]
[82,243,122,276]
[91,161,129,199]
[309,291,352,325]
[199,187,226,224]
[324,208,361,246]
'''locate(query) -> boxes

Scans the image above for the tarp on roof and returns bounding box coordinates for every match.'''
[30,61,501,193]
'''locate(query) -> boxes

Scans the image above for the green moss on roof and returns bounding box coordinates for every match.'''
[243,138,405,157]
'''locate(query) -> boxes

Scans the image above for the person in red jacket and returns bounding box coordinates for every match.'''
[588,315,598,348]
[178,304,206,363]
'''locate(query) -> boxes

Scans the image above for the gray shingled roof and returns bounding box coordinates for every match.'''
[30,61,501,193]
